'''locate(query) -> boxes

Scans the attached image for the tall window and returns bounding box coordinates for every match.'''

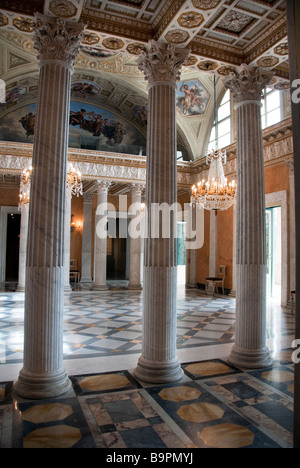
[261,87,282,129]
[208,89,231,151]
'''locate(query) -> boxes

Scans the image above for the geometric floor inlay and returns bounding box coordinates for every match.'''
[0,353,295,448]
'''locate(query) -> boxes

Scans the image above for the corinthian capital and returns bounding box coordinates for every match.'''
[223,63,273,105]
[34,13,85,68]
[137,40,189,86]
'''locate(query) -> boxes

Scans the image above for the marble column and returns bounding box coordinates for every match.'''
[14,15,84,399]
[223,64,273,369]
[93,180,111,290]
[287,0,300,447]
[64,192,72,291]
[286,158,296,297]
[17,203,29,292]
[134,41,189,383]
[80,192,94,284]
[128,184,143,290]
[209,211,218,277]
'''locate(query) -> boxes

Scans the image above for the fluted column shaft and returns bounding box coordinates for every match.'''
[224,64,273,369]
[93,180,111,290]
[128,184,143,290]
[64,192,72,291]
[287,0,300,447]
[134,41,189,383]
[14,15,84,399]
[80,192,94,283]
[17,204,29,292]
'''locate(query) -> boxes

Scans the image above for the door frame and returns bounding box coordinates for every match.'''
[0,206,20,286]
[265,191,288,306]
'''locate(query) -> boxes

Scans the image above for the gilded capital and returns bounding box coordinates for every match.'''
[223,63,273,104]
[137,40,189,86]
[34,13,85,67]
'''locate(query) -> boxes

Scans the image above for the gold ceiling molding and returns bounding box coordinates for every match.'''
[48,0,78,18]
[13,17,35,33]
[191,0,222,10]
[0,0,290,83]
[102,37,125,50]
[177,11,204,29]
[0,13,8,27]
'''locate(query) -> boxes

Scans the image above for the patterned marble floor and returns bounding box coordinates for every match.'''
[0,285,296,448]
[0,285,294,367]
[0,357,295,449]
[0,286,238,365]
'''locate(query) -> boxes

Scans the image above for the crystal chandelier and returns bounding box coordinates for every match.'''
[18,165,32,209]
[191,75,236,213]
[191,149,236,213]
[66,163,83,197]
[19,163,83,207]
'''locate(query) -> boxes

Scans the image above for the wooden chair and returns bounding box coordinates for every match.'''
[70,259,80,283]
[205,265,226,296]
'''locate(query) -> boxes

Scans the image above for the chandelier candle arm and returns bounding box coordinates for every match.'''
[191,149,236,212]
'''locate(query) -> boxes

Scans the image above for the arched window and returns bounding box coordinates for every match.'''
[208,89,231,151]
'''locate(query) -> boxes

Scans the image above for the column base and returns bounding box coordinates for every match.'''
[127,283,142,291]
[186,282,197,288]
[134,356,184,384]
[228,344,273,370]
[64,284,72,292]
[16,285,25,292]
[80,278,93,284]
[14,367,71,400]
[92,284,108,291]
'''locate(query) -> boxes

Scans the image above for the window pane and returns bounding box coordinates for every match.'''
[218,101,230,121]
[209,125,216,144]
[266,91,280,112]
[218,118,230,137]
[267,108,281,127]
[221,89,230,105]
[219,133,231,149]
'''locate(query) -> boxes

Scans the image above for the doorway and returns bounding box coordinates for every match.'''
[107,217,128,280]
[265,206,281,301]
[5,212,21,282]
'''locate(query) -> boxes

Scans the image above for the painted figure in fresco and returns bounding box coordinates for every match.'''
[19,112,35,137]
[134,105,148,123]
[69,109,87,126]
[68,109,127,146]
[180,83,204,115]
[71,82,99,95]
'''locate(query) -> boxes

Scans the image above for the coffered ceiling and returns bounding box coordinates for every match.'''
[0,0,289,86]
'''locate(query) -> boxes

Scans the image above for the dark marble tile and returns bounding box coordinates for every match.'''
[104,399,144,423]
[120,425,167,449]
